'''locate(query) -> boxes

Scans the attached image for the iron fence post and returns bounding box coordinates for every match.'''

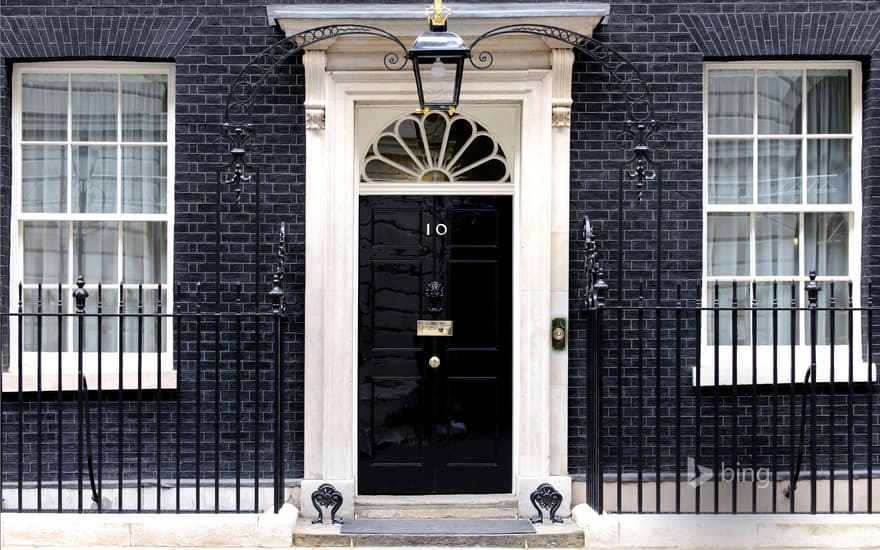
[270,225,288,513]
[73,276,89,512]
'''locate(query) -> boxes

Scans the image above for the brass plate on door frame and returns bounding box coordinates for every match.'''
[417,320,453,336]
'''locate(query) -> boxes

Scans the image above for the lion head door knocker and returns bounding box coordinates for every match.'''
[425,280,445,312]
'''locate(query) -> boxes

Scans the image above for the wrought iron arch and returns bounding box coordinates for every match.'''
[468,24,666,195]
[216,23,669,308]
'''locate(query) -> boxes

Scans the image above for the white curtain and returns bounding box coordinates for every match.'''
[72,74,116,141]
[758,70,802,134]
[21,73,67,141]
[707,70,753,134]
[758,140,801,204]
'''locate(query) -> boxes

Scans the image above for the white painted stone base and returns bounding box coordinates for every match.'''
[0,504,299,548]
[572,505,880,549]
[517,475,572,518]
[300,479,354,522]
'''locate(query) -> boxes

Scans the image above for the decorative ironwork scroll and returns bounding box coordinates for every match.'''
[529,482,564,524]
[311,483,344,524]
[218,25,409,195]
[582,217,608,310]
[468,24,666,193]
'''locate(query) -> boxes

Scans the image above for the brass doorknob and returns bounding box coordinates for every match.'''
[428,356,441,369]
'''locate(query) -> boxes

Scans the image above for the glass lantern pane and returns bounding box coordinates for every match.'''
[72,74,117,142]
[758,70,802,134]
[122,146,167,213]
[807,139,851,204]
[707,213,750,276]
[807,70,851,134]
[755,213,799,276]
[707,70,753,134]
[72,145,117,213]
[21,145,67,213]
[417,57,458,107]
[122,74,167,142]
[708,140,752,204]
[21,73,68,141]
[758,140,801,204]
[805,213,848,276]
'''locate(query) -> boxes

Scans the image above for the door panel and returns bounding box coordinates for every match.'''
[358,195,512,494]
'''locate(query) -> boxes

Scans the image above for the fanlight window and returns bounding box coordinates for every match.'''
[361,112,510,183]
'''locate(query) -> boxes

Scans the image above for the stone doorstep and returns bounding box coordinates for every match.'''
[0,504,299,548]
[353,494,520,519]
[292,518,585,548]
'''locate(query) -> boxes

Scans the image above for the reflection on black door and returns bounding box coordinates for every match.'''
[358,196,512,494]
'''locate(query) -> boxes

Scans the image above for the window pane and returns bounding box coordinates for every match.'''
[805,213,848,276]
[122,146,166,213]
[73,287,118,353]
[807,139,851,204]
[72,222,117,283]
[21,73,68,141]
[72,74,117,142]
[72,146,117,213]
[122,288,167,353]
[807,70,851,134]
[122,74,168,142]
[758,70,802,134]
[756,213,799,276]
[707,282,751,345]
[755,282,800,346]
[708,70,753,134]
[708,140,752,204]
[707,213,749,276]
[22,221,68,284]
[21,145,66,213]
[123,222,166,284]
[22,287,67,353]
[758,140,801,204]
[807,281,850,347]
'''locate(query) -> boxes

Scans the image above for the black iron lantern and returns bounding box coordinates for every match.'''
[409,1,470,114]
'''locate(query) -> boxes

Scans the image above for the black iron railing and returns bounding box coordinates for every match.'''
[0,278,290,513]
[583,273,879,514]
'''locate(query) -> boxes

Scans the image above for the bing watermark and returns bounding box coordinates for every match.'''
[687,457,771,489]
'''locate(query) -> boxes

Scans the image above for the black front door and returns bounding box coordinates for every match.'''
[358,195,512,494]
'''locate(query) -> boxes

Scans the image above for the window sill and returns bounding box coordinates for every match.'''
[2,352,176,392]
[695,345,875,386]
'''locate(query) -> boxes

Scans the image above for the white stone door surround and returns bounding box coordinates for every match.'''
[269,2,608,518]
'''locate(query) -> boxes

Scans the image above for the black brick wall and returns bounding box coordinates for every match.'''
[1,0,879,495]
[567,0,880,481]
[0,0,308,483]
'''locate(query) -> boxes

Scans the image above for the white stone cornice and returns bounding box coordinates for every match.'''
[268,2,608,47]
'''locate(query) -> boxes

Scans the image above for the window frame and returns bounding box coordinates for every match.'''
[5,61,176,392]
[700,60,871,386]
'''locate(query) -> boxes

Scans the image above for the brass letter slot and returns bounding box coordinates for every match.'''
[417,320,453,336]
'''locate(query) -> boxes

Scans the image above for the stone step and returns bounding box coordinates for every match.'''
[354,494,520,520]
[292,519,584,548]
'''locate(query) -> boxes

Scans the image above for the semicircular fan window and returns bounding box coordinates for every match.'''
[361,112,510,183]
